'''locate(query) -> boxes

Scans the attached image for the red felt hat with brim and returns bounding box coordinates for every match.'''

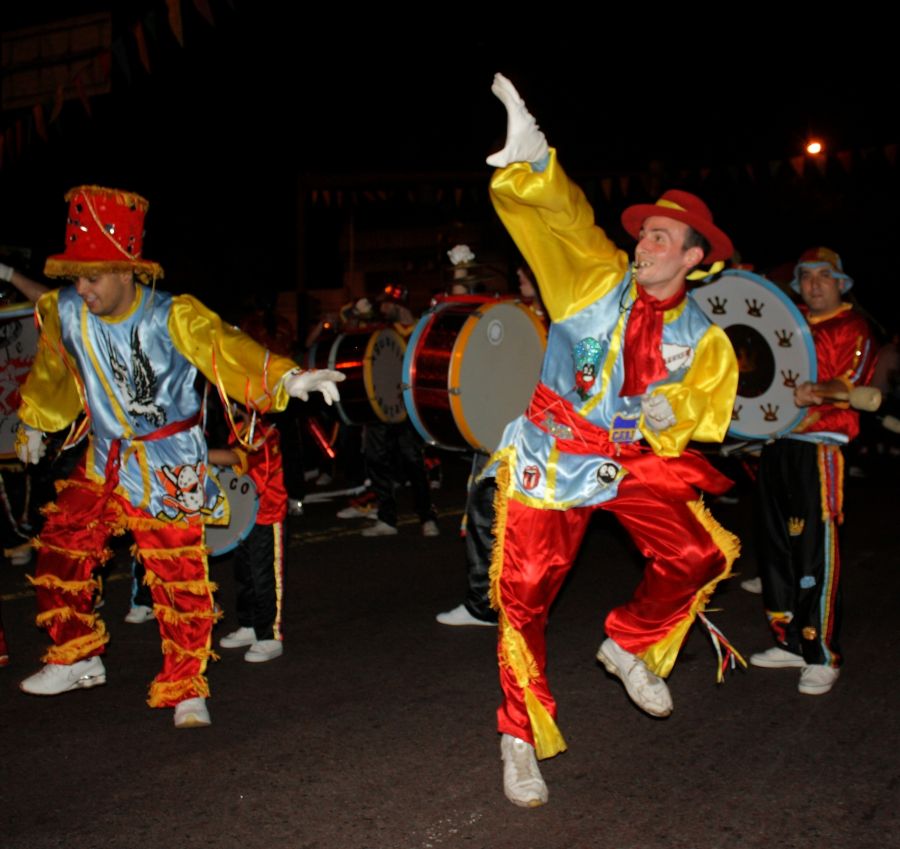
[620,189,733,264]
[44,185,164,282]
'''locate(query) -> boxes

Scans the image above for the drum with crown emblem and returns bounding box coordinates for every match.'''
[693,269,817,439]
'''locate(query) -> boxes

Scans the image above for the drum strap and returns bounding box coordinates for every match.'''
[526,383,732,499]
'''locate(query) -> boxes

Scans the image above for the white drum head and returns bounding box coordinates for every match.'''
[452,301,545,452]
[207,467,259,556]
[694,270,817,439]
[367,328,407,423]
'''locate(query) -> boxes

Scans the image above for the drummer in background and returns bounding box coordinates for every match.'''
[360,285,439,537]
[748,248,876,696]
[437,260,547,627]
[483,74,740,807]
[446,243,492,296]
[240,291,307,517]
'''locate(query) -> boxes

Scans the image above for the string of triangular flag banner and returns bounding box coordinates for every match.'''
[0,0,231,170]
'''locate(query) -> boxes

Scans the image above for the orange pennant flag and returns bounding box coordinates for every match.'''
[74,72,92,117]
[50,84,64,123]
[167,0,184,45]
[32,103,48,142]
[133,22,151,73]
[192,0,215,25]
[97,50,112,80]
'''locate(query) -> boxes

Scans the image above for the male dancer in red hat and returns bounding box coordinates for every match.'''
[483,75,740,806]
[13,185,343,728]
[749,247,876,696]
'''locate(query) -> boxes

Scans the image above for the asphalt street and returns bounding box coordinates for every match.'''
[1,452,897,849]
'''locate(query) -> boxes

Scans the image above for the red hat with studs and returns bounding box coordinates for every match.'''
[620,189,733,264]
[44,185,164,282]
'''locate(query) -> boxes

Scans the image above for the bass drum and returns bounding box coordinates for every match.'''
[402,298,547,452]
[694,270,817,439]
[306,328,407,426]
[207,467,259,556]
[0,304,39,459]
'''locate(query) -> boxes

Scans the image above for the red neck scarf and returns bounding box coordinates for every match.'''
[619,284,686,397]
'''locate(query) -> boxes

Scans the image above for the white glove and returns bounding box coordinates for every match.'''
[282,368,345,405]
[15,424,46,464]
[641,393,676,432]
[485,72,549,168]
[0,262,14,283]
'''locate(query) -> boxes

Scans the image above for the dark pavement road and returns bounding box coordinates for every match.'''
[1,454,898,849]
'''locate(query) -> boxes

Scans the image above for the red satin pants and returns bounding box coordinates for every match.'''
[495,474,730,746]
[31,464,216,708]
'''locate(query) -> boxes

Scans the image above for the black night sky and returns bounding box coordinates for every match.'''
[1,4,898,328]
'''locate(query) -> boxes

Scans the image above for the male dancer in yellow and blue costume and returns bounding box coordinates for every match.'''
[484,75,740,807]
[15,185,342,728]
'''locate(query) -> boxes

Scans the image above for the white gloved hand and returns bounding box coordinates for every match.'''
[15,424,46,464]
[282,368,345,405]
[485,72,549,169]
[0,262,14,283]
[641,393,676,432]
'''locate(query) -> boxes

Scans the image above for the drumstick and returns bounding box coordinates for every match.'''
[822,386,882,412]
[881,414,900,435]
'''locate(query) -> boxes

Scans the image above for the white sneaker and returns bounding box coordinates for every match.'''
[597,637,673,717]
[336,504,375,519]
[421,520,440,537]
[20,657,106,696]
[500,733,548,808]
[219,626,257,649]
[361,520,398,537]
[740,576,763,594]
[8,546,32,566]
[798,664,840,695]
[124,605,155,624]
[749,646,807,668]
[436,604,496,627]
[173,696,211,728]
[244,639,284,663]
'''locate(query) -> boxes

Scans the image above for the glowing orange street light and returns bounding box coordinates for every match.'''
[806,139,824,155]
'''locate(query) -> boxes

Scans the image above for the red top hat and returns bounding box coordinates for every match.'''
[620,190,733,264]
[44,185,164,282]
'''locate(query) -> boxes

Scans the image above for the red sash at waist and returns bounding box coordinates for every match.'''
[103,411,204,490]
[525,383,732,500]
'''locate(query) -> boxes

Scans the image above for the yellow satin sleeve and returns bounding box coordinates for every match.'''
[642,324,737,457]
[168,295,299,412]
[490,148,630,323]
[18,290,85,433]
